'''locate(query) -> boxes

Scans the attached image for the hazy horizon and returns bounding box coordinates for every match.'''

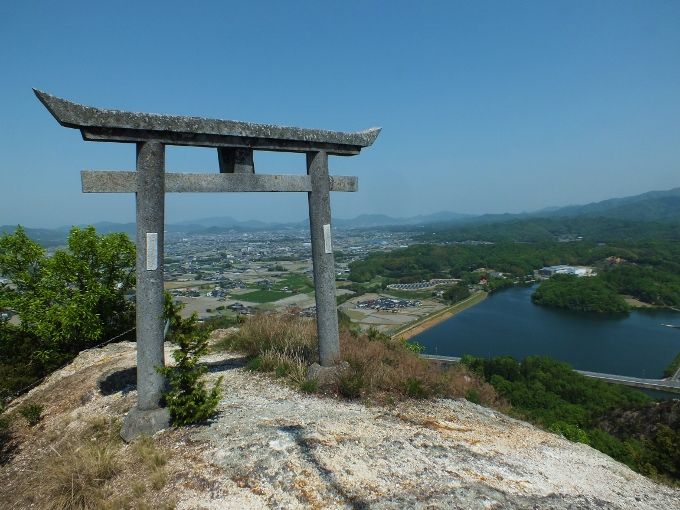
[3,183,678,230]
[2,1,679,228]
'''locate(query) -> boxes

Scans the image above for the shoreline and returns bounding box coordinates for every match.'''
[393,291,488,341]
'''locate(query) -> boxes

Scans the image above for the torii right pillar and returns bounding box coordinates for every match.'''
[307,151,340,365]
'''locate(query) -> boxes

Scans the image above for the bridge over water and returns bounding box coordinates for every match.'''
[422,354,680,395]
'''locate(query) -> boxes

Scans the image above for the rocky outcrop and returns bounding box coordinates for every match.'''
[597,399,680,439]
[1,341,679,509]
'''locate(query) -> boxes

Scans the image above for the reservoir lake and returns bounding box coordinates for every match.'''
[414,285,680,379]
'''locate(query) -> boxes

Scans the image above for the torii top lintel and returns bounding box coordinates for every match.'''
[34,89,381,156]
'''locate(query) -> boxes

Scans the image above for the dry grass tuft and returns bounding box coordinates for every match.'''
[218,313,500,405]
[23,416,175,510]
[218,312,318,361]
[41,439,121,510]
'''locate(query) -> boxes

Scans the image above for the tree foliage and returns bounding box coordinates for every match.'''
[443,284,470,303]
[0,226,135,399]
[349,240,680,308]
[601,265,680,307]
[419,216,680,244]
[0,226,135,354]
[532,274,630,314]
[462,355,680,482]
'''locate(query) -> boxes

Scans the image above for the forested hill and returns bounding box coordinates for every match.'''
[408,188,680,242]
[348,241,680,308]
[418,216,680,243]
[545,188,680,221]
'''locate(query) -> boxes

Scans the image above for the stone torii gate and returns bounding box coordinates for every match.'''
[35,89,380,438]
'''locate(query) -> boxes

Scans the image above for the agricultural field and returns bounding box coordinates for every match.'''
[339,292,445,334]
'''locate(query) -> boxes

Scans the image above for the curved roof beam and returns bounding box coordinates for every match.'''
[34,89,381,155]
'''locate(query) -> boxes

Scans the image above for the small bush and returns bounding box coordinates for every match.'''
[218,313,317,361]
[337,367,365,399]
[404,378,429,398]
[299,379,318,393]
[19,402,43,426]
[550,421,590,444]
[404,340,425,354]
[246,356,263,371]
[161,300,222,427]
[465,389,481,404]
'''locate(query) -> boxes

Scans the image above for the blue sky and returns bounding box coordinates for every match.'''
[1,1,679,227]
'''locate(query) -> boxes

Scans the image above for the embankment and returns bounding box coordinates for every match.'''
[393,291,487,341]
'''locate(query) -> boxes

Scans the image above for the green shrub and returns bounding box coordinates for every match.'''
[160,300,222,427]
[465,389,481,404]
[19,402,43,426]
[299,379,318,393]
[245,356,262,371]
[549,421,590,444]
[404,340,425,354]
[404,377,428,398]
[338,368,364,399]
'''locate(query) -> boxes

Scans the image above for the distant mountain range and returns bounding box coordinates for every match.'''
[543,187,680,222]
[2,187,679,246]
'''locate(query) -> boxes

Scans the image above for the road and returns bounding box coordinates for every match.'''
[421,354,680,394]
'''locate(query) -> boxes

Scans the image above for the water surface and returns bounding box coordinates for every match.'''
[415,285,680,378]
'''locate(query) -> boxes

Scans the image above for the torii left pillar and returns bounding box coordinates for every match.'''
[121,141,171,439]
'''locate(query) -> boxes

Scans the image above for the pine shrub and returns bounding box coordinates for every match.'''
[19,402,43,426]
[160,297,222,426]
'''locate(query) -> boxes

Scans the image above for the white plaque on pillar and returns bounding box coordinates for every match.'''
[146,233,158,270]
[323,224,332,254]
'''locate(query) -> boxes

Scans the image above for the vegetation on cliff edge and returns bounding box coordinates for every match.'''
[462,355,680,484]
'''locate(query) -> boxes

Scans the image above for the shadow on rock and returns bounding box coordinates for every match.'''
[98,357,247,395]
[205,356,249,373]
[279,424,372,510]
[0,428,19,466]
[99,367,137,395]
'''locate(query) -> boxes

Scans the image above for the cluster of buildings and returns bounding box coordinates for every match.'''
[227,302,252,315]
[537,265,595,278]
[298,306,317,318]
[386,278,460,291]
[168,288,202,298]
[206,287,229,299]
[356,297,421,311]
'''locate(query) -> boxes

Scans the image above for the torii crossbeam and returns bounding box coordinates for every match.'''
[35,89,380,440]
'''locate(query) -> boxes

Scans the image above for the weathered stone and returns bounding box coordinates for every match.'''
[135,141,166,411]
[307,151,340,366]
[34,89,380,155]
[218,147,254,174]
[81,171,358,193]
[120,405,171,442]
[306,361,350,387]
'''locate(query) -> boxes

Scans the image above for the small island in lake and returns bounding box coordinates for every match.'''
[532,274,630,314]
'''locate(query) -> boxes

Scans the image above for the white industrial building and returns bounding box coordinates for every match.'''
[538,265,595,278]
